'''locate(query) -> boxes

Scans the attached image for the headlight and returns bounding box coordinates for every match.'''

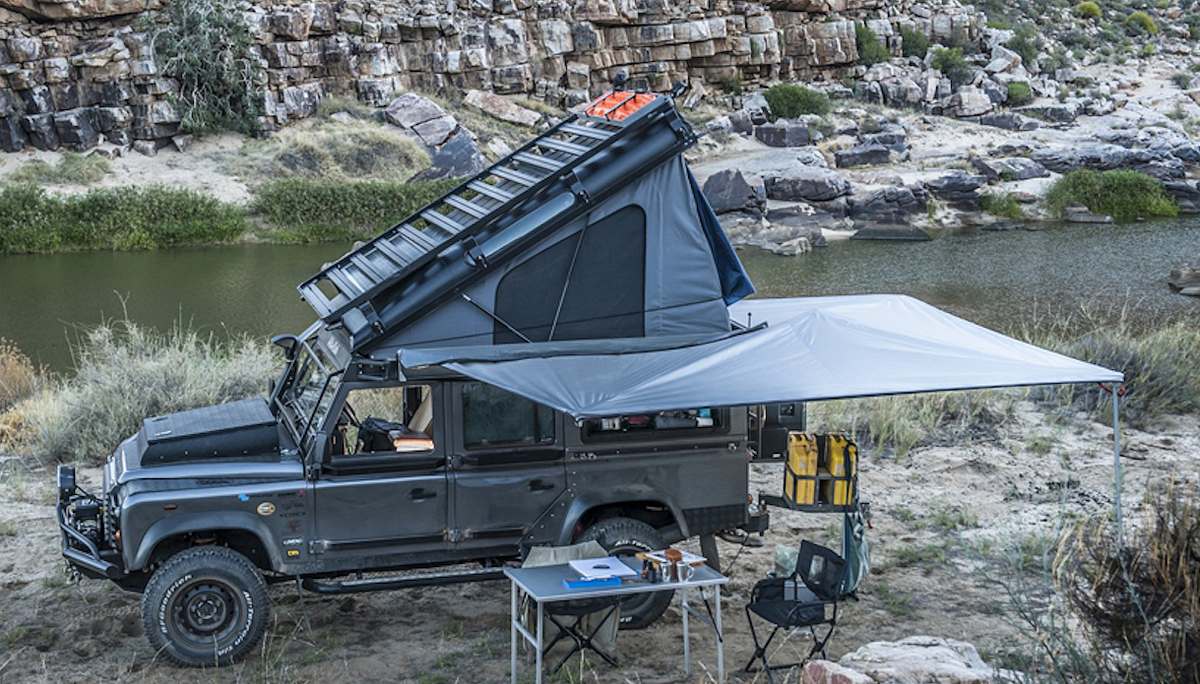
[57,465,76,503]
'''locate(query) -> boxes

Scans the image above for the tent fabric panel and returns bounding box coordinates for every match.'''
[431,295,1122,419]
[687,169,755,306]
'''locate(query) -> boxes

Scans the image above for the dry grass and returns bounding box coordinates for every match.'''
[0,339,39,412]
[7,152,111,185]
[8,318,276,464]
[233,117,430,183]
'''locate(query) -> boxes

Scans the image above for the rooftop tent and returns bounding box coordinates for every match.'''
[399,295,1123,419]
[295,91,753,357]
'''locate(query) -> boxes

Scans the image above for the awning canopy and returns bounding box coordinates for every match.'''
[399,295,1122,420]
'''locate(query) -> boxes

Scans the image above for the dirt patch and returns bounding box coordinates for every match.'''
[1,404,1196,683]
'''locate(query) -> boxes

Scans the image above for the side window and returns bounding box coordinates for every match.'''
[462,382,554,449]
[582,408,724,442]
[336,385,436,456]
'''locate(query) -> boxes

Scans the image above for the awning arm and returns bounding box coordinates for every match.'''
[1103,383,1126,543]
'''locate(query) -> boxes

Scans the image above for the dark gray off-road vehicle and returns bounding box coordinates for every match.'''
[58,90,791,666]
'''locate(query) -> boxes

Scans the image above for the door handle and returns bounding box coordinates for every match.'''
[411,488,437,501]
[528,479,555,492]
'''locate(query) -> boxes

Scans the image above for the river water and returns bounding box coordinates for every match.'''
[1,220,1196,371]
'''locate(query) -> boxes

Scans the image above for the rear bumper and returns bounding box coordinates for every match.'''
[57,465,124,580]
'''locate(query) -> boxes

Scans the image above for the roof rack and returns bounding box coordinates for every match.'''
[297,92,676,324]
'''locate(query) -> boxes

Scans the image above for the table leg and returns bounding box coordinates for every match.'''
[682,586,691,676]
[715,587,724,684]
[535,600,544,684]
[510,582,518,684]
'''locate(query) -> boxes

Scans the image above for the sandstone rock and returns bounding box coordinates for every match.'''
[0,116,28,152]
[985,44,1021,73]
[420,128,486,180]
[170,134,193,153]
[925,171,985,207]
[1015,103,1079,124]
[53,108,99,150]
[20,112,59,150]
[1,0,150,20]
[6,36,43,62]
[132,138,157,156]
[797,20,857,67]
[835,143,892,168]
[1063,205,1113,224]
[839,636,1011,683]
[947,85,992,118]
[978,111,1040,131]
[69,37,131,68]
[1168,265,1200,296]
[795,147,829,168]
[971,157,1049,182]
[849,185,928,223]
[385,93,449,130]
[702,169,766,216]
[764,167,852,202]
[754,119,811,148]
[802,660,873,684]
[463,90,540,127]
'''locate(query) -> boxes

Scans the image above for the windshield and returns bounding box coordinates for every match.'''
[276,338,341,447]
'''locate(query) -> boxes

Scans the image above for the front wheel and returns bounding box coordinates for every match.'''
[141,546,270,667]
[577,516,673,629]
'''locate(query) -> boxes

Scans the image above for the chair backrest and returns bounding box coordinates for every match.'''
[796,540,846,601]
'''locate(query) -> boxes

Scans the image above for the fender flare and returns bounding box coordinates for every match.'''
[130,511,283,572]
[557,485,689,546]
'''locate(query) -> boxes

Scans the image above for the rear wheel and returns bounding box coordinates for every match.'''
[141,546,270,667]
[577,516,673,629]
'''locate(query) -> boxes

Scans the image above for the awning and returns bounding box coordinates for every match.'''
[400,295,1122,420]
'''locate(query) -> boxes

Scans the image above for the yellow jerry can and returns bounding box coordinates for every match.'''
[785,432,819,506]
[825,434,857,506]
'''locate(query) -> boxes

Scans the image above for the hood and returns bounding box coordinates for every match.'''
[105,398,287,491]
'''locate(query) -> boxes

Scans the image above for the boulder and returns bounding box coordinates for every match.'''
[463,89,541,128]
[764,167,852,202]
[802,660,873,684]
[702,169,766,216]
[861,125,907,154]
[985,44,1022,73]
[384,93,450,131]
[1063,205,1113,224]
[848,185,928,223]
[924,171,985,207]
[0,116,28,152]
[418,128,486,180]
[754,119,811,148]
[838,636,1012,683]
[0,0,150,20]
[971,157,1049,182]
[1167,265,1200,296]
[978,111,1039,132]
[1015,103,1079,124]
[53,108,99,150]
[20,112,59,150]
[947,85,993,118]
[835,143,892,168]
[795,147,830,168]
[1163,180,1200,213]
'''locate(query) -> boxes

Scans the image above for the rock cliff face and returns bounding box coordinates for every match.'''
[0,0,982,153]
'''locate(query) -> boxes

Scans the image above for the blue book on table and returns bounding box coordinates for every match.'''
[563,576,623,590]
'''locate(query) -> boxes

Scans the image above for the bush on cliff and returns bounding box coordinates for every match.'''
[900,26,929,58]
[1006,81,1034,106]
[0,184,247,254]
[252,178,459,242]
[930,48,973,87]
[763,83,831,119]
[1074,1,1102,20]
[235,118,431,182]
[1124,10,1159,35]
[1044,169,1178,222]
[145,0,261,133]
[855,23,891,65]
[1005,24,1043,66]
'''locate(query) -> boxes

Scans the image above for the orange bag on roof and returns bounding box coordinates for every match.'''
[586,91,657,121]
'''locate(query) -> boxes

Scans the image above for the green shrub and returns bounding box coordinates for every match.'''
[0,185,248,254]
[144,0,261,133]
[1005,24,1043,66]
[1172,71,1194,89]
[252,178,459,242]
[1074,1,1102,20]
[8,152,111,185]
[930,47,974,87]
[762,83,831,119]
[1125,10,1159,35]
[980,192,1024,219]
[900,26,930,58]
[855,23,891,66]
[1006,81,1034,106]
[1044,169,1177,222]
[10,319,276,462]
[1141,42,1158,57]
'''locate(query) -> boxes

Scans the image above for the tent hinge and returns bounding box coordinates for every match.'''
[569,171,590,204]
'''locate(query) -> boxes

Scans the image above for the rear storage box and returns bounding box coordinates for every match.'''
[771,432,858,512]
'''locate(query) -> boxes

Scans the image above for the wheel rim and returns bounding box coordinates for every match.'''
[169,578,244,649]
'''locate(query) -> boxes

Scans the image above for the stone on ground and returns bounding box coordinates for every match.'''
[702,169,765,216]
[764,166,852,202]
[838,635,1015,683]
[463,90,541,128]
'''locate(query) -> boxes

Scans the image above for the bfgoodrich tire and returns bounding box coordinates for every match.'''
[141,546,270,667]
[577,516,673,629]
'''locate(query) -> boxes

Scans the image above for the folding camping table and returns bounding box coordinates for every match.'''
[505,557,728,683]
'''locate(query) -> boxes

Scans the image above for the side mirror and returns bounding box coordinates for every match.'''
[271,334,299,360]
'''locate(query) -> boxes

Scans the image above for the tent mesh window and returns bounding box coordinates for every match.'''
[493,205,646,344]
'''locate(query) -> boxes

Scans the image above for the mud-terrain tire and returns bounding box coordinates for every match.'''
[141,546,270,667]
[577,516,673,629]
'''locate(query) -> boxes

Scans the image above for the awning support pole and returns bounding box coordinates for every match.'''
[1111,386,1124,543]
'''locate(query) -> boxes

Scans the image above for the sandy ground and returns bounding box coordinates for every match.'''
[1,402,1196,684]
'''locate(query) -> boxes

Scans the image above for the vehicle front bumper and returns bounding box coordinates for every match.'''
[57,465,124,580]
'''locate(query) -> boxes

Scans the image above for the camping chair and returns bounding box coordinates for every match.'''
[743,540,846,681]
[522,542,622,675]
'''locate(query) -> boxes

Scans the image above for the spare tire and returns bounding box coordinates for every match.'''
[577,516,673,629]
